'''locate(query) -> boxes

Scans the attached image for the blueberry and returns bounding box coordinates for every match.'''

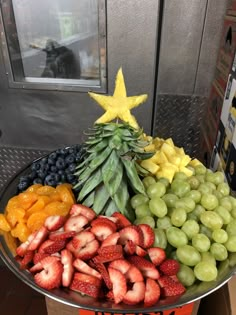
[50,165,57,173]
[56,158,66,170]
[59,148,69,156]
[65,154,75,165]
[66,174,76,184]
[37,170,47,180]
[49,152,58,160]
[68,163,76,173]
[65,167,71,174]
[75,151,83,162]
[17,181,29,192]
[58,169,65,175]
[28,171,37,181]
[33,178,43,184]
[68,147,76,154]
[44,173,60,186]
[19,175,30,184]
[40,157,48,164]
[60,174,67,182]
[31,162,41,171]
[47,157,56,166]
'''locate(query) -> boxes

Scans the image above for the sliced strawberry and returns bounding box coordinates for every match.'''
[49,230,76,241]
[147,247,166,266]
[138,224,155,248]
[90,222,115,242]
[16,232,36,256]
[125,265,144,283]
[61,249,74,287]
[96,245,123,263]
[119,226,143,247]
[70,204,96,221]
[27,226,49,251]
[73,258,101,279]
[123,240,136,255]
[70,272,102,298]
[159,259,180,276]
[33,252,49,264]
[34,256,63,290]
[38,239,55,253]
[91,217,117,231]
[135,245,147,257]
[20,250,34,269]
[158,275,186,297]
[109,259,131,274]
[106,290,114,300]
[111,212,132,229]
[123,281,145,305]
[108,267,127,304]
[128,256,160,280]
[144,278,161,306]
[98,215,118,223]
[92,258,112,290]
[100,232,120,248]
[64,215,89,233]
[72,230,95,248]
[40,239,66,255]
[44,215,66,231]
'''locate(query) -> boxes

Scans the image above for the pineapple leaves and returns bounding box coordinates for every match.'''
[93,184,110,214]
[104,199,118,216]
[113,178,134,221]
[82,191,95,208]
[78,168,103,201]
[102,150,119,184]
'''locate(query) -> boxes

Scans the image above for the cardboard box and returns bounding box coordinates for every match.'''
[198,127,214,167]
[206,82,224,127]
[227,0,236,16]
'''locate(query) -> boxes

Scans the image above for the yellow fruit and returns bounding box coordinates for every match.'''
[56,185,75,205]
[26,197,48,218]
[168,154,182,167]
[6,207,25,227]
[27,212,48,232]
[11,222,31,242]
[189,158,203,167]
[140,160,160,174]
[144,143,156,152]
[179,155,191,167]
[0,214,11,232]
[151,151,168,164]
[179,166,194,177]
[165,138,175,147]
[26,183,43,193]
[37,185,56,196]
[18,192,38,210]
[161,143,176,159]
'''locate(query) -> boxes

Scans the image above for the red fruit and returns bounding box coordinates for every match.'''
[119,226,143,246]
[61,249,74,287]
[73,258,101,279]
[159,259,180,276]
[70,272,102,298]
[49,230,76,241]
[44,215,66,231]
[90,222,115,241]
[92,258,112,289]
[70,204,96,221]
[135,245,147,257]
[91,217,117,232]
[40,239,66,255]
[20,250,34,268]
[100,232,120,248]
[158,275,186,297]
[108,267,127,304]
[16,233,36,256]
[64,215,89,233]
[144,278,161,306]
[128,256,160,280]
[33,252,49,265]
[96,245,123,263]
[111,212,132,229]
[98,215,118,224]
[109,259,131,275]
[123,240,136,255]
[125,265,144,283]
[123,281,145,305]
[147,247,166,266]
[138,224,155,248]
[34,256,63,290]
[27,226,49,251]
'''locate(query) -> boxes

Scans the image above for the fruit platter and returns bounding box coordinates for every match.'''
[0,69,236,313]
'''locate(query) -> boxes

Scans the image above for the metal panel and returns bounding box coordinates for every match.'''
[157,0,207,95]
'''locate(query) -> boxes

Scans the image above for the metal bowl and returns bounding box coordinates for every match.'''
[0,162,236,313]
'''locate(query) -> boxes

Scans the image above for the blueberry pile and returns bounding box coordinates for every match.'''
[17,144,85,192]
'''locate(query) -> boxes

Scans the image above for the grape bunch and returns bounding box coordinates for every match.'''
[131,165,236,286]
[17,145,85,192]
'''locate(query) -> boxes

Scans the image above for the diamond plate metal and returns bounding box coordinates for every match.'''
[153,94,207,158]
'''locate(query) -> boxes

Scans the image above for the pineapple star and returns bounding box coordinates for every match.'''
[88,68,148,129]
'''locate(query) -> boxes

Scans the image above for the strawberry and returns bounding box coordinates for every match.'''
[72,230,95,248]
[159,259,180,276]
[109,259,131,275]
[90,222,115,241]
[70,272,102,298]
[119,226,143,246]
[125,265,143,283]
[96,245,123,263]
[70,204,96,221]
[128,256,160,280]
[158,275,186,297]
[135,245,147,257]
[111,212,131,229]
[61,249,74,287]
[123,281,145,305]
[64,215,89,233]
[108,267,127,304]
[73,258,101,279]
[27,226,49,251]
[33,252,49,264]
[20,250,34,269]
[144,278,161,306]
[123,240,136,255]
[147,247,166,266]
[49,230,76,241]
[100,232,120,248]
[44,215,66,231]
[92,258,112,289]
[91,217,117,232]
[98,215,118,224]
[138,224,155,248]
[34,256,63,290]
[16,232,36,256]
[38,239,55,253]
[40,239,66,255]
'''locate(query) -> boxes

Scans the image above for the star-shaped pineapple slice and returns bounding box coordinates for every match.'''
[88,68,148,129]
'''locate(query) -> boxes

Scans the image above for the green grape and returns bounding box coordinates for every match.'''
[187,176,200,190]
[224,235,236,252]
[187,213,198,221]
[214,206,232,225]
[194,165,207,175]
[201,252,216,266]
[153,228,167,249]
[142,176,156,189]
[200,211,223,230]
[134,216,155,228]
[131,194,149,209]
[162,193,179,208]
[181,220,200,239]
[177,264,196,287]
[210,243,228,261]
[167,207,175,217]
[192,204,206,218]
[200,193,219,210]
[212,229,228,243]
[198,183,212,195]
[176,244,201,266]
[135,203,152,218]
[194,261,218,281]
[171,179,191,198]
[205,172,217,184]
[149,197,168,218]
[174,172,188,181]
[217,182,230,196]
[231,208,236,219]
[195,174,205,184]
[220,196,232,211]
[147,182,166,198]
[175,197,195,213]
[156,216,172,230]
[213,190,223,200]
[166,227,188,248]
[218,259,230,277]
[192,233,211,252]
[199,224,212,240]
[185,190,201,203]
[158,177,170,188]
[228,252,236,267]
[171,208,187,227]
[229,195,236,208]
[212,171,225,185]
[226,219,236,236]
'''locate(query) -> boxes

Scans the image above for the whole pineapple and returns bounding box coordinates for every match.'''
[73,123,153,221]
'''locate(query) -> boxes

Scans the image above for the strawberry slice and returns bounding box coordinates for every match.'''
[135,245,147,257]
[100,232,120,248]
[92,258,112,289]
[73,258,101,279]
[38,239,55,253]
[20,250,34,269]
[138,224,155,248]
[109,259,131,274]
[72,230,95,248]
[125,265,144,283]
[98,215,118,224]
[119,226,143,247]
[33,252,49,264]
[61,249,74,287]
[27,226,49,251]
[123,240,136,255]
[111,212,131,229]
[49,230,76,241]
[159,259,180,276]
[91,217,117,232]
[128,256,160,280]
[144,278,161,306]
[147,247,166,266]
[34,256,63,290]
[70,272,102,298]
[41,239,66,255]
[64,215,89,233]
[44,215,66,231]
[16,232,36,256]
[158,275,186,297]
[90,222,115,241]
[70,204,96,221]
[108,267,127,304]
[96,245,123,263]
[123,281,145,305]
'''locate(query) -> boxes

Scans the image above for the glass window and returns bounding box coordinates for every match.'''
[0,0,106,92]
